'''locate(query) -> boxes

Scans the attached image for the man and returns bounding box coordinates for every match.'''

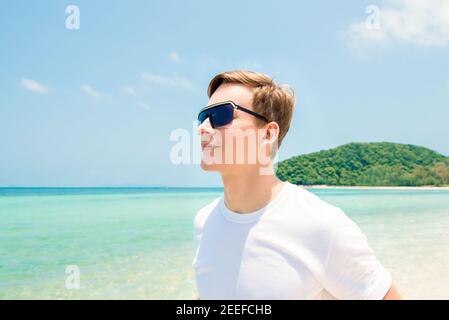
[192,70,401,300]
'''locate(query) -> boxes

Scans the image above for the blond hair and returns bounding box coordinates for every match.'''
[207,70,295,148]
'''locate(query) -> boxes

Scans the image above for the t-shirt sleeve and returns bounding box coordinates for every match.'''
[321,209,392,300]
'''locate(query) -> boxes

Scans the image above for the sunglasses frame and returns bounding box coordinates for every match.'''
[198,100,269,128]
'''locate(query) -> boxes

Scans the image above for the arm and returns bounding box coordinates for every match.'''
[382,284,402,300]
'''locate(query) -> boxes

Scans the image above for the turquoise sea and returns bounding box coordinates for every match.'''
[1,187,448,299]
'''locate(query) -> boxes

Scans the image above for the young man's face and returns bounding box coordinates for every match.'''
[198,83,274,175]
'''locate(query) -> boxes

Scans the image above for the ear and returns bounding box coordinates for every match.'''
[261,121,280,145]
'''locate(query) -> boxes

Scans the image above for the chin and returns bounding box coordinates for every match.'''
[200,161,220,171]
[200,147,221,171]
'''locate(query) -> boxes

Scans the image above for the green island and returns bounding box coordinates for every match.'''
[276,142,449,187]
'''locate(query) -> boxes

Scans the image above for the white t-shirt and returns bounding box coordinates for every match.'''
[192,181,392,300]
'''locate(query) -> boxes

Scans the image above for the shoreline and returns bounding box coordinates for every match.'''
[302,185,449,190]
[1,185,449,191]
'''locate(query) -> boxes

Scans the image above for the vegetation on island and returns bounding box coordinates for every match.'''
[276,142,449,186]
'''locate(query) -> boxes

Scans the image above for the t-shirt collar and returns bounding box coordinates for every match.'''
[220,181,291,223]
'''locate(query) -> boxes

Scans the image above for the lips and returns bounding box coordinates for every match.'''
[201,141,210,148]
[202,141,218,149]
[201,140,220,149]
[201,135,214,149]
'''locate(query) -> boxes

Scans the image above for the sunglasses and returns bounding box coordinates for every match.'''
[197,100,269,128]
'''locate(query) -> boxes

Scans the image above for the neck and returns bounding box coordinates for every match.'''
[221,166,285,214]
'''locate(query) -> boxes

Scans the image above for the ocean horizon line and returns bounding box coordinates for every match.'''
[1,184,448,189]
[0,186,224,189]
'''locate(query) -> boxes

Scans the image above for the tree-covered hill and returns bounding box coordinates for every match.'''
[276,142,449,186]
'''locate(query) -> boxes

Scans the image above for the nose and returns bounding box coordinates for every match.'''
[197,116,214,136]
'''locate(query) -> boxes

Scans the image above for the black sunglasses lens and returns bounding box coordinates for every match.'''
[209,103,233,127]
[198,111,209,125]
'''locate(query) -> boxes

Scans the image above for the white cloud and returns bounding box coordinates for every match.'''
[138,101,152,111]
[170,51,181,63]
[20,78,49,94]
[141,73,193,89]
[81,84,106,99]
[345,0,449,50]
[122,85,136,96]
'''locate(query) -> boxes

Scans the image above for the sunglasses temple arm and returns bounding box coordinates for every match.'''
[237,106,269,123]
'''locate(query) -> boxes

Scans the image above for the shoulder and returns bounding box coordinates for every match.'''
[297,186,363,238]
[285,183,347,225]
[266,183,352,256]
[281,183,369,259]
[193,196,222,232]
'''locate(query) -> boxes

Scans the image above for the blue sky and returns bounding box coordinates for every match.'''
[1,0,449,187]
